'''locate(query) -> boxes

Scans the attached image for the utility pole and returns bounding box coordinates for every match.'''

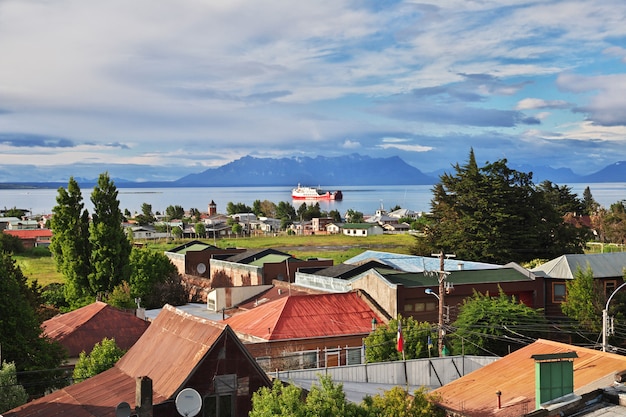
[433,250,454,356]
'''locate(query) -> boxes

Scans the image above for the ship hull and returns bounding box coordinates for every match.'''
[291,185,343,200]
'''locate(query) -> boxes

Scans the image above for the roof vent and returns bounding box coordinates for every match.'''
[458,262,464,270]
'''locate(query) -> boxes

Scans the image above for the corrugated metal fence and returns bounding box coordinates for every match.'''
[272,355,498,388]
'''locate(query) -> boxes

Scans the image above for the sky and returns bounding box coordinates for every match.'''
[1,0,626,183]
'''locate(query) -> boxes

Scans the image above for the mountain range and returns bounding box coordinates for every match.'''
[2,154,626,188]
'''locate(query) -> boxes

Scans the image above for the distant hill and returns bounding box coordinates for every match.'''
[3,155,626,189]
[580,161,626,183]
[174,154,437,186]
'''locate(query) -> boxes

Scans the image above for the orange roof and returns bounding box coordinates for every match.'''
[434,339,626,417]
[3,229,52,238]
[224,292,383,340]
[7,305,248,417]
[42,301,150,357]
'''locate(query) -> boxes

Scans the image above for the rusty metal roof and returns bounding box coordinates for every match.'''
[6,305,231,417]
[223,292,384,340]
[434,339,626,417]
[42,301,150,357]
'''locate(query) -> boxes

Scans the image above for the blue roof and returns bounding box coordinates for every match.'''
[345,250,502,272]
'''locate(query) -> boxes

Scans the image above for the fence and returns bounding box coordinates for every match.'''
[272,355,497,389]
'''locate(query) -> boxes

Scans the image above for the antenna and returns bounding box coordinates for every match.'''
[175,388,202,417]
[197,263,206,274]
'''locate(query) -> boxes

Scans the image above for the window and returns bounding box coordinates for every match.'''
[204,375,236,417]
[414,303,425,312]
[426,302,436,311]
[404,303,413,312]
[204,395,233,417]
[553,283,566,303]
[605,280,617,298]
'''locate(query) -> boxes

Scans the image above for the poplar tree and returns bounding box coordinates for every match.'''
[50,177,91,304]
[88,173,131,295]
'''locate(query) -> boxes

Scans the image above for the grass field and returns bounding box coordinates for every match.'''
[17,233,416,286]
[14,252,61,287]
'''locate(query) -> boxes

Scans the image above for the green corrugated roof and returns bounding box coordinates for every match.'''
[343,223,378,229]
[249,254,292,266]
[175,244,213,254]
[378,267,534,287]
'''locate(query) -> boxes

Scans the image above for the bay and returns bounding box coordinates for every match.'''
[1,183,625,217]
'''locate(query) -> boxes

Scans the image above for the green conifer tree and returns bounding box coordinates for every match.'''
[88,173,132,295]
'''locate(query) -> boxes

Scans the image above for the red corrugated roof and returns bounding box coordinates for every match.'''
[224,292,383,340]
[3,229,52,238]
[42,301,150,357]
[6,305,233,417]
[434,339,626,417]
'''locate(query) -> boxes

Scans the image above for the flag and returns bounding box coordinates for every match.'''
[428,335,433,350]
[396,320,404,352]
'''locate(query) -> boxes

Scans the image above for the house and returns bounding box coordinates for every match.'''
[42,301,150,365]
[433,338,626,417]
[206,279,319,315]
[296,256,544,327]
[164,240,246,300]
[342,223,384,236]
[6,305,272,417]
[325,222,343,234]
[310,217,334,234]
[223,291,387,371]
[209,248,333,287]
[531,252,626,319]
[3,228,53,249]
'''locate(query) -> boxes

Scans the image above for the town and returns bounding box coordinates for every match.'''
[3,159,626,417]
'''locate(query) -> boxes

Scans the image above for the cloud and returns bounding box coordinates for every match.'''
[341,139,361,149]
[377,137,432,153]
[515,98,570,110]
[557,73,626,126]
[0,133,75,148]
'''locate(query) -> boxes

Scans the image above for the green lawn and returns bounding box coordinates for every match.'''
[15,253,62,287]
[18,233,416,286]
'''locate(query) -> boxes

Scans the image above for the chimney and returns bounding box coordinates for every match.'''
[135,376,153,417]
[531,352,578,409]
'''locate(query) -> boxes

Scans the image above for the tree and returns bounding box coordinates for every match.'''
[165,204,185,220]
[561,264,604,333]
[251,375,360,417]
[250,375,443,417]
[362,386,444,417]
[195,222,206,238]
[364,316,434,362]
[346,209,364,223]
[0,252,66,396]
[276,201,296,229]
[127,248,186,309]
[536,180,585,215]
[72,338,125,382]
[250,379,306,417]
[88,173,132,296]
[0,232,23,254]
[0,361,28,413]
[328,209,342,222]
[134,202,155,225]
[226,202,252,215]
[451,287,548,356]
[50,177,91,306]
[582,186,600,215]
[232,223,243,236]
[418,150,590,264]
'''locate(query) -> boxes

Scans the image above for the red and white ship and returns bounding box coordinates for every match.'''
[291,184,343,200]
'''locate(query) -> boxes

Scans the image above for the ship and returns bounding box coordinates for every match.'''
[291,184,343,200]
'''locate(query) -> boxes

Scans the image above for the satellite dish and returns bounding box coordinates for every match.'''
[197,263,206,274]
[115,402,131,417]
[175,388,202,417]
